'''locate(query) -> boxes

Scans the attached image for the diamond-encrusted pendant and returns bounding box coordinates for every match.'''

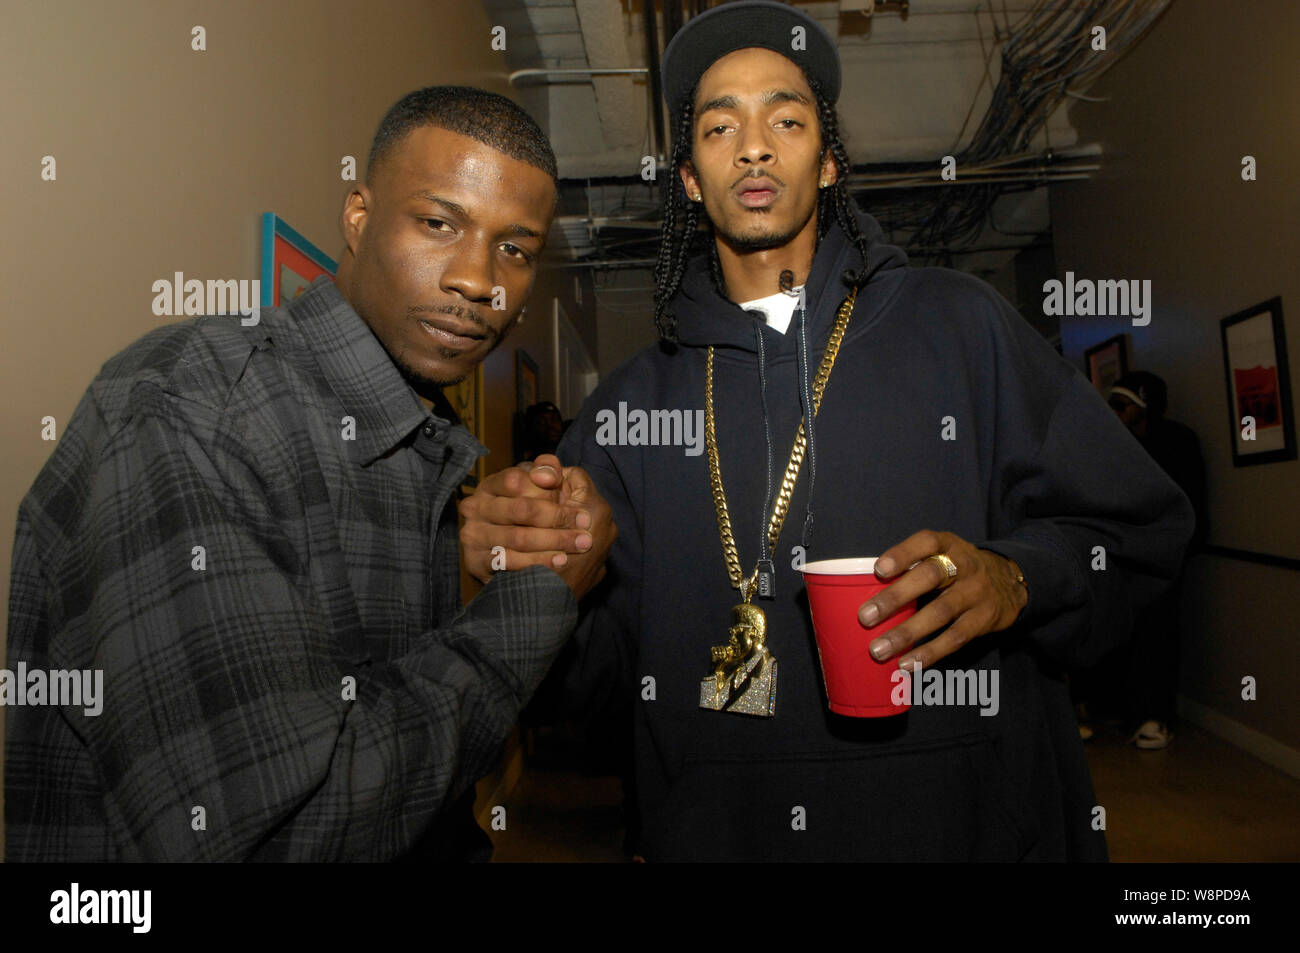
[698,603,777,717]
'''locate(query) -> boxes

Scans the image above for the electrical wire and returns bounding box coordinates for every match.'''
[908,0,1169,253]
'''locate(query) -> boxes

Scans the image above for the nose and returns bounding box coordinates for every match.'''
[735,122,775,169]
[439,234,495,305]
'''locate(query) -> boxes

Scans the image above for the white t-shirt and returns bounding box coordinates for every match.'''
[739,287,803,335]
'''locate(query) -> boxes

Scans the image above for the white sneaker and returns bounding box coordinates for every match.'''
[1132,720,1173,749]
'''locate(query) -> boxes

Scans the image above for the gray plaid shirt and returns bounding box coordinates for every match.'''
[5,276,577,861]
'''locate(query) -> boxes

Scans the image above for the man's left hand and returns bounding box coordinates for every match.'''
[857,530,1027,670]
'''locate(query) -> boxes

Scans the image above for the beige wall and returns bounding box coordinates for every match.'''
[595,269,659,377]
[1049,1,1299,750]
[0,0,586,857]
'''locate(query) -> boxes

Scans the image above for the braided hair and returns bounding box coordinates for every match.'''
[652,75,873,344]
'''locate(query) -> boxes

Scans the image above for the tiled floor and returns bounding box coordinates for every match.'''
[488,721,1300,862]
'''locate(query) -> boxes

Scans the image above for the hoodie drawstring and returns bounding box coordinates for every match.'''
[796,301,817,549]
[753,323,776,572]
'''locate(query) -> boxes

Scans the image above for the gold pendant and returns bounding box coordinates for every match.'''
[699,603,778,717]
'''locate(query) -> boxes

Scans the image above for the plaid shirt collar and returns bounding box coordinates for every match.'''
[287,276,486,467]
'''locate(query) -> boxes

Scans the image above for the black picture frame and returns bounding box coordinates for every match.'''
[1220,296,1295,467]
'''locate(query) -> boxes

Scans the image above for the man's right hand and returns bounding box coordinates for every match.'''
[459,453,617,601]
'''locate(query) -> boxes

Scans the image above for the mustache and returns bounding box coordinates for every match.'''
[731,169,786,190]
[408,303,495,339]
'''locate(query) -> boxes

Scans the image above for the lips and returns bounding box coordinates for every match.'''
[419,316,487,350]
[737,178,779,209]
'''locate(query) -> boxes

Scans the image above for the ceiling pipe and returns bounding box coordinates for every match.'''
[509,67,647,84]
[844,169,1096,189]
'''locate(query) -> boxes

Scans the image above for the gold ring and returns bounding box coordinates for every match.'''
[926,553,958,589]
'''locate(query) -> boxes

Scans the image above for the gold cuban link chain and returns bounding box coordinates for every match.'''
[704,287,858,601]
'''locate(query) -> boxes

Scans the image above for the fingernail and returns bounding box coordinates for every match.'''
[898,657,917,673]
[576,533,592,550]
[575,510,591,529]
[552,553,568,568]
[535,465,557,478]
[869,638,890,661]
[876,557,894,576]
[860,603,879,626]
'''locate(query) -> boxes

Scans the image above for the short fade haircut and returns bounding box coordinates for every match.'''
[365,85,558,185]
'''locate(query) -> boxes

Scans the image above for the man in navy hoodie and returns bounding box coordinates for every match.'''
[460,1,1193,861]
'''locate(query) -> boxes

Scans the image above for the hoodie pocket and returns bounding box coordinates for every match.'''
[645,732,1039,862]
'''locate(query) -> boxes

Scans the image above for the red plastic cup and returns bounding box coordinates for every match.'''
[801,557,917,717]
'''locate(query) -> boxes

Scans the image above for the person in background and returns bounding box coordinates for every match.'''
[1098,371,1207,748]
[520,400,566,461]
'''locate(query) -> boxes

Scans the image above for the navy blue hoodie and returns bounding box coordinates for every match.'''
[553,206,1193,861]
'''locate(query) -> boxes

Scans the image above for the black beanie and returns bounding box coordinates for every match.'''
[661,1,841,127]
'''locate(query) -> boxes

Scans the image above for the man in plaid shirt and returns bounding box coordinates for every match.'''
[4,87,615,861]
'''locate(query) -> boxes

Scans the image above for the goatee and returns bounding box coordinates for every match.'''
[715,213,808,253]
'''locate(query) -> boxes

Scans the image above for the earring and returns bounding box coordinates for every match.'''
[692,191,702,201]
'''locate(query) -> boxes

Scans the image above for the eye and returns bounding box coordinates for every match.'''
[422,218,452,233]
[704,124,729,137]
[776,118,801,129]
[500,243,533,263]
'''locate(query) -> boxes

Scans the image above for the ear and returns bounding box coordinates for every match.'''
[819,150,838,189]
[679,162,701,202]
[340,184,372,256]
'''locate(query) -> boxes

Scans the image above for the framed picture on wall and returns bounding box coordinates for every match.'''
[260,212,337,307]
[1083,333,1129,393]
[443,364,485,485]
[1220,296,1295,467]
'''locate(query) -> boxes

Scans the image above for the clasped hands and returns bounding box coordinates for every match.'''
[460,455,1027,667]
[459,454,617,601]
